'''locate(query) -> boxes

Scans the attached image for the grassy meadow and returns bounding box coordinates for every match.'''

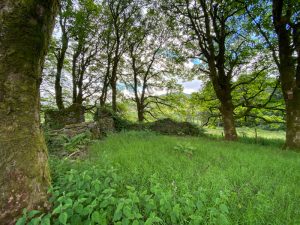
[204,127,285,140]
[19,130,300,225]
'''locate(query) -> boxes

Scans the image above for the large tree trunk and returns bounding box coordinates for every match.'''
[279,41,300,149]
[0,0,58,223]
[220,100,238,141]
[208,59,238,141]
[272,0,300,150]
[136,101,145,122]
[285,92,300,149]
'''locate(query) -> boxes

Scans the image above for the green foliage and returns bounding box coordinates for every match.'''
[63,132,92,152]
[44,130,92,154]
[173,143,196,156]
[18,131,300,224]
[191,73,285,129]
[18,164,230,225]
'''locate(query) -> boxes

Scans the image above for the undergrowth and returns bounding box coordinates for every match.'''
[17,131,300,224]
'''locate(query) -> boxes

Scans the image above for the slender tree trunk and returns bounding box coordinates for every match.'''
[55,73,64,110]
[111,79,117,112]
[0,0,58,223]
[72,63,77,104]
[55,31,68,110]
[72,46,81,104]
[100,59,111,107]
[76,78,83,105]
[110,59,118,112]
[100,82,108,107]
[110,38,120,112]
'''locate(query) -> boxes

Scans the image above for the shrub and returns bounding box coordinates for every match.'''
[149,118,204,136]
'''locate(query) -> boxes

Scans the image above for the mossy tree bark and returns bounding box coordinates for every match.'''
[0,0,58,223]
[272,0,300,150]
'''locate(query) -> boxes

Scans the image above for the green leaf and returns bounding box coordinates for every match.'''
[92,211,101,222]
[145,216,162,225]
[28,217,40,225]
[219,204,229,214]
[113,208,122,221]
[41,214,51,225]
[132,220,139,225]
[52,204,62,214]
[113,203,124,221]
[28,210,41,218]
[123,206,133,219]
[16,216,26,225]
[74,203,84,215]
[58,212,68,225]
[218,213,229,225]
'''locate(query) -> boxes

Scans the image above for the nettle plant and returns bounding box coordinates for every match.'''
[173,143,197,157]
[17,164,231,225]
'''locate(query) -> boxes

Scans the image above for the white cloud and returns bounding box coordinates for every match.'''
[182,80,202,94]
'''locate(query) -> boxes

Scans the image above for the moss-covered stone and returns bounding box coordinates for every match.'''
[45,104,85,129]
[94,107,116,135]
[149,118,204,136]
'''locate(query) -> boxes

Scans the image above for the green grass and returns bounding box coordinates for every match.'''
[204,127,285,140]
[91,131,300,224]
[19,131,300,225]
[204,127,285,148]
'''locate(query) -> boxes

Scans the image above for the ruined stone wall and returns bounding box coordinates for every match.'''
[44,104,85,129]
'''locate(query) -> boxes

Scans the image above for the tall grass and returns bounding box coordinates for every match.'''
[90,131,300,224]
[18,131,300,224]
[204,127,285,148]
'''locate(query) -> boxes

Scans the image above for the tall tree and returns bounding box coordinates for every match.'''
[123,8,169,121]
[163,0,252,140]
[0,0,58,223]
[243,0,300,149]
[68,0,100,110]
[104,0,138,112]
[53,0,72,110]
[272,0,300,149]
